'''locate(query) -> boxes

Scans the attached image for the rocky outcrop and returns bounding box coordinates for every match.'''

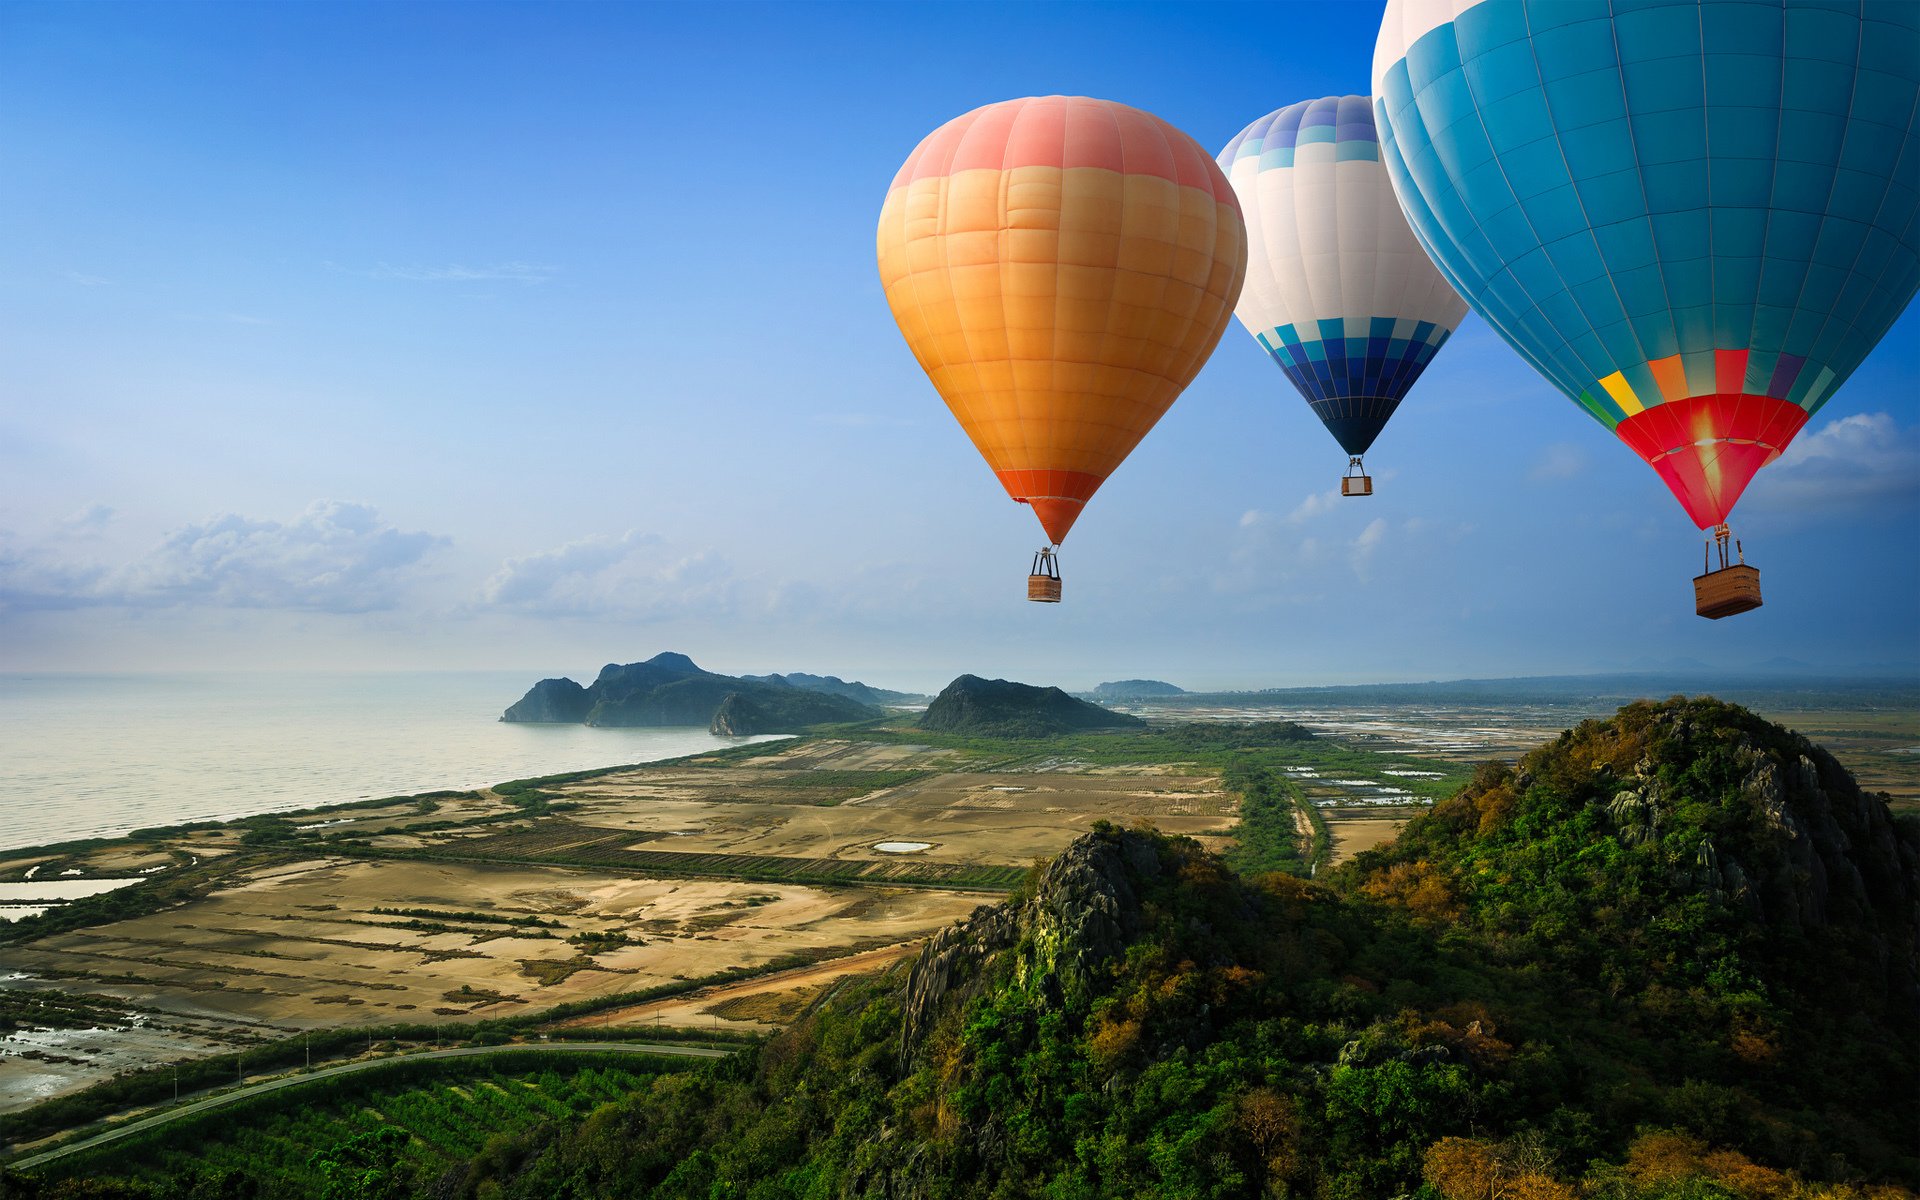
[708,692,765,736]
[499,678,591,723]
[920,675,1144,737]
[500,653,881,732]
[900,827,1164,1063]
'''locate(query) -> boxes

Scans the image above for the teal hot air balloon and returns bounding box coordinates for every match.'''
[1219,97,1468,496]
[1373,0,1920,617]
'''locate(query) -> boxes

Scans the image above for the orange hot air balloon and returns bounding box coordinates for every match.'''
[876,96,1248,601]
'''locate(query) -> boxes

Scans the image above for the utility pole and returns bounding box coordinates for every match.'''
[305,1031,310,1070]
[173,1066,179,1104]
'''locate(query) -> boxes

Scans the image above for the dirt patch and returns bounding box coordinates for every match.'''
[1325,815,1416,864]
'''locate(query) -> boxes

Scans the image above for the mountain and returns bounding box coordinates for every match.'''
[442,698,1916,1198]
[1090,679,1187,700]
[739,671,923,706]
[920,675,1145,737]
[500,653,880,731]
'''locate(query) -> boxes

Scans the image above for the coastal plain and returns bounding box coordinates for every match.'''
[0,734,1244,1113]
[6,688,1912,1127]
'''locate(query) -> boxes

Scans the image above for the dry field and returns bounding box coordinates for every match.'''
[1,739,1235,1109]
[1324,812,1423,865]
[513,739,1235,869]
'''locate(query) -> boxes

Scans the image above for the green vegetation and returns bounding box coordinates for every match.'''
[1220,761,1328,876]
[20,700,1911,1199]
[40,698,1904,1199]
[18,1054,675,1195]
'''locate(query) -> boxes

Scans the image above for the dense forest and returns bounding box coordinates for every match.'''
[8,698,1916,1199]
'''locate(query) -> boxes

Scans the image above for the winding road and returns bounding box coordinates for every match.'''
[7,1040,730,1173]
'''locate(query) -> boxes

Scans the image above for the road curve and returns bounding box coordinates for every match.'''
[8,1040,729,1173]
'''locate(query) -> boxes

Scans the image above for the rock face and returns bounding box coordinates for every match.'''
[1414,697,1920,1007]
[500,652,881,732]
[901,826,1163,1063]
[920,675,1144,737]
[1092,679,1187,700]
[499,678,591,723]
[1607,718,1918,967]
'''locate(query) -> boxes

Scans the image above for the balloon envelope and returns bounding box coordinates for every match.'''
[1220,96,1467,457]
[876,96,1248,544]
[1373,0,1920,527]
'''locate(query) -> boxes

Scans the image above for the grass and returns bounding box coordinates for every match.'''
[30,1054,674,1189]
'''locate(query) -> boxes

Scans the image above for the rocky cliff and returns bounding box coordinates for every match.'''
[920,675,1144,737]
[500,677,591,723]
[900,826,1163,1062]
[500,652,881,732]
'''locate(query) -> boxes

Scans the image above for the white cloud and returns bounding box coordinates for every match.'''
[482,531,738,618]
[62,271,111,287]
[1351,517,1388,581]
[1286,488,1343,524]
[1747,412,1920,514]
[0,501,447,613]
[1528,442,1587,482]
[63,504,116,531]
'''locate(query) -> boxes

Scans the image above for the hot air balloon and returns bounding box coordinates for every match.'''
[1219,96,1468,496]
[876,96,1248,601]
[1373,0,1920,617]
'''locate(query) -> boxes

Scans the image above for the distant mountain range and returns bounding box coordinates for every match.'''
[1118,670,1919,711]
[500,653,883,734]
[740,672,924,707]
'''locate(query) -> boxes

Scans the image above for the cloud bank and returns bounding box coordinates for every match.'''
[0,501,447,613]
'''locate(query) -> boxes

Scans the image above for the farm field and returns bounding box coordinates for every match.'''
[0,728,1267,1113]
[27,1052,672,1192]
[10,693,1904,1140]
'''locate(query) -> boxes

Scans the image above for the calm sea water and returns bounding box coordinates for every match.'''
[0,672,783,853]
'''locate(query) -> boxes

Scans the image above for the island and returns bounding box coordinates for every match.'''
[501,652,883,735]
[1090,679,1188,700]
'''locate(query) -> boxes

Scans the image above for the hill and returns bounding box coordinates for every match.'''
[422,698,1915,1198]
[740,671,923,706]
[1091,679,1187,700]
[21,700,1915,1199]
[500,653,880,732]
[920,675,1145,737]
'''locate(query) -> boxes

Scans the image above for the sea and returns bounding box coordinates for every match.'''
[0,672,785,854]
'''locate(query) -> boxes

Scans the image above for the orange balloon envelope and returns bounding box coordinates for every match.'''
[876,96,1248,545]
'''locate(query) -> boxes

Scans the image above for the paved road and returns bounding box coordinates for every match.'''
[7,1041,730,1173]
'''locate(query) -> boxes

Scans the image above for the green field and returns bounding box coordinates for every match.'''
[32,1053,670,1193]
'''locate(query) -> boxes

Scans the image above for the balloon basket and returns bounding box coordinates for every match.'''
[1341,456,1372,497]
[1028,548,1062,603]
[1695,565,1761,619]
[1694,524,1760,619]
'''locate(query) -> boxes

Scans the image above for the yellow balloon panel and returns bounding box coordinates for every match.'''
[876,96,1246,544]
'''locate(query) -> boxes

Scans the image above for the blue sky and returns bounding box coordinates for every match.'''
[1,1,1915,690]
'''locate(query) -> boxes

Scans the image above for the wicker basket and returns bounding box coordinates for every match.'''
[1028,574,1062,603]
[1694,564,1761,619]
[1341,473,1373,497]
